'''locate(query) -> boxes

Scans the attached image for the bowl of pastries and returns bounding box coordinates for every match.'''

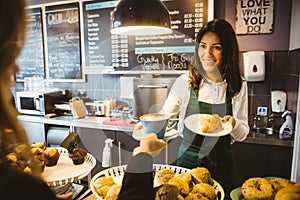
[231,176,300,200]
[91,164,224,200]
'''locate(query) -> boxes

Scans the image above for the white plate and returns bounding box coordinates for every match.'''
[132,128,179,141]
[184,114,232,137]
[40,147,96,187]
[90,164,225,200]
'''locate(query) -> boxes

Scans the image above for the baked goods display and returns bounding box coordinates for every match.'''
[198,114,221,133]
[240,177,297,200]
[91,165,224,200]
[155,167,218,199]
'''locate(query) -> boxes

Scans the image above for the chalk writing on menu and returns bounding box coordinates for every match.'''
[46,3,82,79]
[83,0,209,71]
[16,8,45,80]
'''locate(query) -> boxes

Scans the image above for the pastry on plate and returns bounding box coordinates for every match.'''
[198,114,220,133]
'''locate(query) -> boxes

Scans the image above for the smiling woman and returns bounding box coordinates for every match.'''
[160,19,249,199]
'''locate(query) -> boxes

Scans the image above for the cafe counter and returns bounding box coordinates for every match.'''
[18,114,294,147]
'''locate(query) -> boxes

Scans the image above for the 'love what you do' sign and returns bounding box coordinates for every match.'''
[235,0,274,35]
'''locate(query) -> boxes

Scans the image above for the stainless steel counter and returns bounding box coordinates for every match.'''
[18,115,294,147]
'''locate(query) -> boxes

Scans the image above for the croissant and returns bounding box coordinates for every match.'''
[199,114,220,133]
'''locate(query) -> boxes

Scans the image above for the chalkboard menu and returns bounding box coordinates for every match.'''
[16,7,45,80]
[45,3,82,79]
[83,0,212,71]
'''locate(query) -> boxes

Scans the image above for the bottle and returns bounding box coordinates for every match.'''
[102,138,114,167]
[279,110,293,140]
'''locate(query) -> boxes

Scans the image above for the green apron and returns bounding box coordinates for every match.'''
[177,89,236,198]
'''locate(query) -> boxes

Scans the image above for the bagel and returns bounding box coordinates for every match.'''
[274,183,300,200]
[269,177,294,192]
[242,177,274,200]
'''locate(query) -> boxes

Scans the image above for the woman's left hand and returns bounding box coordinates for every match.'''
[223,115,236,128]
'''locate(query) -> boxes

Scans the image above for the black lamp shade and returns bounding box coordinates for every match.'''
[111,0,172,35]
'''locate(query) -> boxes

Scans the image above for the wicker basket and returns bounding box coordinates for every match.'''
[91,164,224,200]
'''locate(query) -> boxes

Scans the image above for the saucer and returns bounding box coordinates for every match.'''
[132,128,179,141]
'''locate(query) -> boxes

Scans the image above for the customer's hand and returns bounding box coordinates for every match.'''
[223,115,236,128]
[133,134,166,157]
[133,122,143,132]
[56,192,73,200]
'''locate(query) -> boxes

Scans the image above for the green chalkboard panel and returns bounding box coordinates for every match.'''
[16,7,45,80]
[45,2,82,80]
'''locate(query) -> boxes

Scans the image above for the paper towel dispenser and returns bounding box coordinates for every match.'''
[243,51,265,82]
[47,127,69,147]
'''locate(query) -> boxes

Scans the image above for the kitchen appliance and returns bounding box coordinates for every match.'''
[16,90,67,116]
[133,78,176,118]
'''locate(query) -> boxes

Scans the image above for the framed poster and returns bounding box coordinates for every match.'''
[236,0,274,35]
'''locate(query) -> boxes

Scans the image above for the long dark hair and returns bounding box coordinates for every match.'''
[189,19,243,96]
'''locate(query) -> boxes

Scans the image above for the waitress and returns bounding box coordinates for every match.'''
[160,19,249,197]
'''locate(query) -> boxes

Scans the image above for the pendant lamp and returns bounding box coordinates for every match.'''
[111,0,172,35]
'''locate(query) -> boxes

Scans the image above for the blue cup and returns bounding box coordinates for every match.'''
[140,113,170,139]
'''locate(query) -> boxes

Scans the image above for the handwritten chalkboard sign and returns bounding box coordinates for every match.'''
[83,0,212,71]
[45,3,82,79]
[16,7,44,80]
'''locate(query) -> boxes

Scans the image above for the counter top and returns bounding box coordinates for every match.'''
[18,115,135,132]
[18,115,294,147]
[241,130,294,147]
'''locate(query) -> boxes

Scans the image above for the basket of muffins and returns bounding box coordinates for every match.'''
[90,164,224,200]
[230,176,300,200]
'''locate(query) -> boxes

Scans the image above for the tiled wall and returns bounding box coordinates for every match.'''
[247,49,300,130]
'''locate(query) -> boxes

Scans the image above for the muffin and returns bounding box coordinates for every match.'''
[190,183,216,200]
[168,177,190,196]
[155,184,179,200]
[69,147,87,165]
[43,148,60,166]
[156,168,176,184]
[191,167,213,184]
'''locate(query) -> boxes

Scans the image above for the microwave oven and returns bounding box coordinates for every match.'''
[16,90,67,116]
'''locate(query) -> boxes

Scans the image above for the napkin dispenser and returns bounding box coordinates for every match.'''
[243,51,265,82]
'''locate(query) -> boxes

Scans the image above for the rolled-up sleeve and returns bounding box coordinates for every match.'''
[230,81,250,141]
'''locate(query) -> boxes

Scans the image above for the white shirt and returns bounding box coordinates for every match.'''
[160,74,249,141]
